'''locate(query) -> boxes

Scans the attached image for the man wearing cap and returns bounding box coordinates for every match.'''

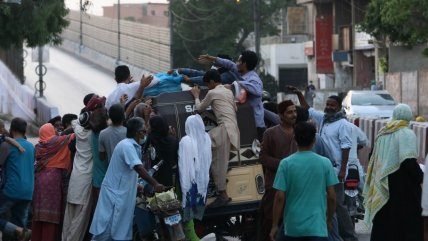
[288,86,357,241]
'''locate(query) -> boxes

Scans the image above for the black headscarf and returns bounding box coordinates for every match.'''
[146,115,178,187]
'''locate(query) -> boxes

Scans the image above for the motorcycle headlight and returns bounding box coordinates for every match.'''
[255,174,265,194]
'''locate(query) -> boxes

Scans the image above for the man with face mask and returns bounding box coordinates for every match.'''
[90,117,165,241]
[288,86,357,241]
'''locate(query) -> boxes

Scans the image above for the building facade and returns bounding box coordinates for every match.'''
[103,3,169,28]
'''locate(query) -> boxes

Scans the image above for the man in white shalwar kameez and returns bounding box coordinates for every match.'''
[90,117,165,241]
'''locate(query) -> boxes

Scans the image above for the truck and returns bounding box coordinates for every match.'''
[152,89,265,241]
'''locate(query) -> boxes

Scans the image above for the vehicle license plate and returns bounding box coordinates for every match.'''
[164,213,182,225]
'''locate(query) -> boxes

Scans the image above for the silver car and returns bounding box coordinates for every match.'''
[342,90,397,119]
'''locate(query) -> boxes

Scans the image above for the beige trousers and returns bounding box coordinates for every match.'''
[209,125,231,191]
[62,188,93,241]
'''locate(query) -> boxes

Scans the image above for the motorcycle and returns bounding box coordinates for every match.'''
[134,159,185,241]
[344,164,365,224]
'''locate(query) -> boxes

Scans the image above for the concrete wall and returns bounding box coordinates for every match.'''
[385,71,428,117]
[0,59,58,125]
[62,10,171,73]
[389,45,428,72]
[419,71,428,115]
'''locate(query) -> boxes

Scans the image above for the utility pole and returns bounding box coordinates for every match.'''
[79,0,83,49]
[35,46,47,98]
[254,0,261,70]
[117,0,121,64]
[169,0,173,68]
[351,0,356,87]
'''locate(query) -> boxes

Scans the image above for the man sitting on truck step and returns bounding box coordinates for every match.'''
[190,69,240,208]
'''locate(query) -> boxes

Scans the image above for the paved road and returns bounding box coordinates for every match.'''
[23,46,118,115]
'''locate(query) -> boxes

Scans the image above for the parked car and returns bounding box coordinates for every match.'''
[342,90,397,119]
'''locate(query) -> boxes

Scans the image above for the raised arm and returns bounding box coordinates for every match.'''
[134,75,153,100]
[198,55,241,80]
[286,85,309,110]
[5,136,25,153]
[179,68,206,78]
[191,86,212,112]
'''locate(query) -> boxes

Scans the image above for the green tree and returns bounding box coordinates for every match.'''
[361,0,428,47]
[170,0,292,68]
[259,71,278,98]
[0,0,69,49]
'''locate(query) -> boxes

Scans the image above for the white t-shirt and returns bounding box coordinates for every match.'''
[105,82,140,109]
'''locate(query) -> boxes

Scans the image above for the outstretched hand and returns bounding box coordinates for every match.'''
[190,86,201,99]
[120,94,129,105]
[154,183,166,193]
[140,75,154,88]
[285,85,301,94]
[198,54,216,65]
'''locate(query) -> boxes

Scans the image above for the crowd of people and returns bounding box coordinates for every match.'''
[0,49,427,241]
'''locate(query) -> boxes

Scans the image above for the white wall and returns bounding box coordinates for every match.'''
[259,43,307,80]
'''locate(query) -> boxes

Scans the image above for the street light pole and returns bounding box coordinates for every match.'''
[117,0,121,64]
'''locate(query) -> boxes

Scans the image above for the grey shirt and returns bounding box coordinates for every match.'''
[99,125,127,163]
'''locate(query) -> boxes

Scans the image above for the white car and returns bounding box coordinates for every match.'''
[342,90,397,119]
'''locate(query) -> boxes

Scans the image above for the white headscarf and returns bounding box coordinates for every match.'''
[178,114,212,207]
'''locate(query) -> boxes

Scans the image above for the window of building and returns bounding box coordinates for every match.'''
[151,10,155,16]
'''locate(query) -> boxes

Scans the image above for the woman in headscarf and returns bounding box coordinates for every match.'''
[32,123,75,241]
[179,115,212,241]
[363,104,423,241]
[146,115,178,187]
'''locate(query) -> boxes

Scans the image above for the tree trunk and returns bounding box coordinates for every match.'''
[0,43,24,84]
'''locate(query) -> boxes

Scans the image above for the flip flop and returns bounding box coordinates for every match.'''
[207,197,232,208]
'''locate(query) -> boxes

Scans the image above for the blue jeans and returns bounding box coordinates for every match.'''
[0,194,31,230]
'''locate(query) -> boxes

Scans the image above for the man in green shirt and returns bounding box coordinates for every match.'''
[270,121,338,241]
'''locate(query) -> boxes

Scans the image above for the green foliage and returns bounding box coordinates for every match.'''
[171,0,291,68]
[259,71,278,98]
[0,0,69,49]
[378,56,388,73]
[361,0,428,47]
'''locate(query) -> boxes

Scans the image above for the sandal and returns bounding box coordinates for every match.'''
[207,196,231,208]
